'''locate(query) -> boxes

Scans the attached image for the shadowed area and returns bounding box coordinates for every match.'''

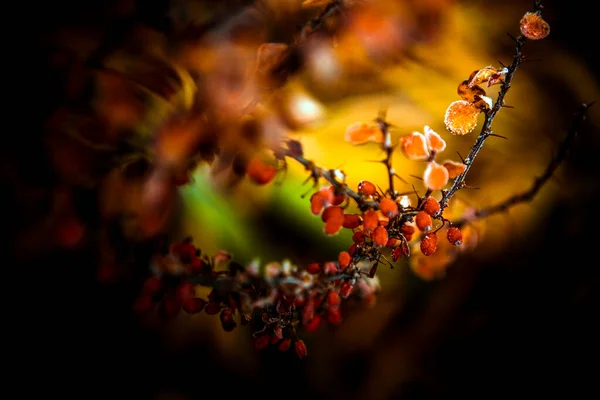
[7,1,600,399]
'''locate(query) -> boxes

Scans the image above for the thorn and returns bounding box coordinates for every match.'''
[394,173,408,184]
[506,32,519,43]
[584,100,597,109]
[409,174,423,181]
[489,133,508,140]
[456,151,465,164]
[498,60,508,68]
[411,184,420,198]
[462,184,481,190]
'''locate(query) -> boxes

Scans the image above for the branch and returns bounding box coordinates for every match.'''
[454,102,592,226]
[439,1,544,210]
[281,146,379,211]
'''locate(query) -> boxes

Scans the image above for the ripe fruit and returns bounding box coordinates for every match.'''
[415,211,433,232]
[420,233,439,256]
[447,226,463,246]
[422,196,441,216]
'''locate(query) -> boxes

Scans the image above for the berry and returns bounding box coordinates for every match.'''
[415,211,433,232]
[422,196,440,216]
[420,233,439,256]
[447,226,463,246]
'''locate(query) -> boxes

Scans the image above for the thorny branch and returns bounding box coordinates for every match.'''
[439,1,545,210]
[454,102,594,225]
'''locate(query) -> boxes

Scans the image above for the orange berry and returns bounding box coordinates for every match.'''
[379,198,398,218]
[322,206,345,235]
[444,100,481,136]
[327,291,341,308]
[343,213,362,229]
[321,205,343,223]
[338,251,352,268]
[358,180,377,196]
[310,192,326,215]
[520,12,550,40]
[447,226,463,246]
[420,233,438,256]
[372,225,389,247]
[415,211,433,232]
[400,223,415,236]
[362,209,379,231]
[386,238,399,247]
[352,231,367,243]
[422,196,441,216]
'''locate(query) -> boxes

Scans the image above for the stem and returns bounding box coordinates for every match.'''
[454,102,592,225]
[440,1,544,210]
[282,148,379,210]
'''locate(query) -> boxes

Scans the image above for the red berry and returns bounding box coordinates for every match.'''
[306,263,321,274]
[254,335,270,350]
[379,198,398,218]
[415,211,433,232]
[340,281,354,298]
[372,226,388,247]
[358,180,376,196]
[343,213,362,229]
[400,223,415,236]
[304,314,323,333]
[447,226,463,246]
[182,298,206,314]
[278,338,292,352]
[219,308,237,332]
[327,308,342,325]
[422,196,440,216]
[338,251,351,268]
[295,340,308,359]
[420,233,439,256]
[327,291,341,308]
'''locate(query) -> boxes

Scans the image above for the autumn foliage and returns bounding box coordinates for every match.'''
[26,0,592,360]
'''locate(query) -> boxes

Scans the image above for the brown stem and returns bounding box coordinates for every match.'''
[440,1,545,210]
[454,102,592,226]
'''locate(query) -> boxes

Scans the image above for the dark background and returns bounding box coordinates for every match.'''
[7,1,600,399]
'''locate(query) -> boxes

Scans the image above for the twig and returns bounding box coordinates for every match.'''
[454,102,592,225]
[282,147,379,211]
[439,1,544,210]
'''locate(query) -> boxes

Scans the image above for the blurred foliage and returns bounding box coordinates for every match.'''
[8,0,600,399]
